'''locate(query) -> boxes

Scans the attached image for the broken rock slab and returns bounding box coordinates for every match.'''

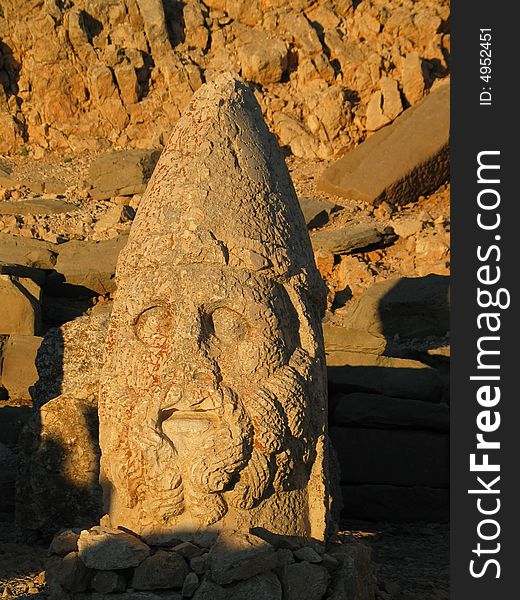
[311,223,394,255]
[0,274,42,335]
[0,334,43,401]
[31,309,110,407]
[0,162,13,187]
[345,274,450,339]
[88,150,161,200]
[0,233,58,270]
[326,351,444,402]
[0,198,78,216]
[16,394,103,539]
[318,82,450,205]
[323,322,386,356]
[46,234,128,296]
[298,196,337,229]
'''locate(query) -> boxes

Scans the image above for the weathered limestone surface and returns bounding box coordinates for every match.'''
[344,274,450,339]
[0,233,58,270]
[46,235,129,296]
[99,74,332,543]
[16,393,102,538]
[0,334,43,400]
[0,274,42,335]
[88,150,161,200]
[318,82,450,205]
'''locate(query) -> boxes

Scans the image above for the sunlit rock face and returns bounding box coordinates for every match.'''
[98,73,332,543]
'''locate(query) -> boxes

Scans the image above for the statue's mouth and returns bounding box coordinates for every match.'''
[161,409,218,437]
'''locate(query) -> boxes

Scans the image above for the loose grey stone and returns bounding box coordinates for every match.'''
[227,571,282,600]
[191,579,225,600]
[173,542,203,559]
[49,530,80,557]
[310,224,385,255]
[181,572,199,598]
[57,551,93,592]
[208,531,278,585]
[189,555,208,575]
[298,196,337,229]
[279,562,329,600]
[293,546,322,563]
[91,570,127,593]
[77,527,150,570]
[132,550,189,590]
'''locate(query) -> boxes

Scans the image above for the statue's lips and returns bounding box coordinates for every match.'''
[161,410,217,436]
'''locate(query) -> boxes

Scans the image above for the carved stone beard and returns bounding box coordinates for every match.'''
[117,346,315,531]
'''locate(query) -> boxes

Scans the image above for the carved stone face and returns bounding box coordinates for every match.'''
[101,262,320,537]
[98,73,331,542]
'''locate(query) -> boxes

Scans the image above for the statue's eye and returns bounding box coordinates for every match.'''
[135,306,170,342]
[210,308,248,343]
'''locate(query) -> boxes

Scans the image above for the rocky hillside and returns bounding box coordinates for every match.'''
[1,0,449,157]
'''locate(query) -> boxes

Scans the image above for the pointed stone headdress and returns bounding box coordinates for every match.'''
[117,73,324,300]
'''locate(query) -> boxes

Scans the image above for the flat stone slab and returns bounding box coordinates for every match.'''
[0,233,58,270]
[326,351,444,402]
[0,198,78,215]
[311,223,393,254]
[88,149,160,200]
[345,274,450,339]
[323,323,386,356]
[318,82,449,205]
[331,392,449,431]
[46,234,128,296]
[330,427,449,487]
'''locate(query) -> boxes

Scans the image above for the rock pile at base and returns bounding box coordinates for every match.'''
[46,527,376,600]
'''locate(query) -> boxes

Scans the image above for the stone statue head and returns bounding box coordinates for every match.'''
[99,74,332,543]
